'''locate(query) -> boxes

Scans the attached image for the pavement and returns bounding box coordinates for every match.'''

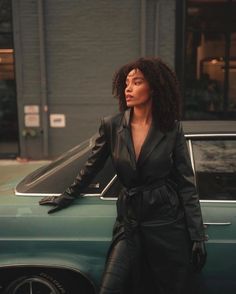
[0,158,50,165]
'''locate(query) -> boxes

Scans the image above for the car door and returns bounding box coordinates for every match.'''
[189,136,236,294]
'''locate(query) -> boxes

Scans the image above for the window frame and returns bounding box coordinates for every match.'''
[187,133,236,203]
[176,0,236,119]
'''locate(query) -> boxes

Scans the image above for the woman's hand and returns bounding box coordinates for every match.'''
[39,194,75,214]
[191,241,207,272]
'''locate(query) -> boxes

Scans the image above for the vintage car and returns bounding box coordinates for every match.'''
[0,121,235,294]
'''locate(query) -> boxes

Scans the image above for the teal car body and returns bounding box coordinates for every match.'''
[0,121,235,294]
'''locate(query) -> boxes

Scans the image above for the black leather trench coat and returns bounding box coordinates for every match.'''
[65,108,205,293]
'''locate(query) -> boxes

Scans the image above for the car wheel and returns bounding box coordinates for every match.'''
[4,274,65,294]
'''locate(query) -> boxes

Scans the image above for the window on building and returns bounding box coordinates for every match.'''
[183,0,236,119]
[0,0,18,157]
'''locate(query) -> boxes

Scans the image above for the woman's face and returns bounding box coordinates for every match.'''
[125,69,152,108]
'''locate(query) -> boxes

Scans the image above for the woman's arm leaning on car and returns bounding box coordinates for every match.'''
[39,118,109,214]
[173,121,207,272]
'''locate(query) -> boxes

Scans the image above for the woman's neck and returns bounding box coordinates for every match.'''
[132,102,153,125]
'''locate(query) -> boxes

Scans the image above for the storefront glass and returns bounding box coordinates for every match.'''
[0,0,18,157]
[184,0,236,119]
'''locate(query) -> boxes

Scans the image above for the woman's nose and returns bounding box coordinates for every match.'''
[125,84,132,93]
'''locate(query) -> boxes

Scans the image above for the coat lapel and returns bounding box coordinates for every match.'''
[117,108,137,169]
[117,108,166,168]
[137,122,166,167]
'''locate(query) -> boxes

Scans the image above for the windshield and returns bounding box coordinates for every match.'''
[15,137,103,196]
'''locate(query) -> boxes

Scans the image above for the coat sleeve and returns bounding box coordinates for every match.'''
[173,121,205,241]
[61,117,110,201]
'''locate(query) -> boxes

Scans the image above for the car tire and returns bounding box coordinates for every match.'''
[4,273,65,294]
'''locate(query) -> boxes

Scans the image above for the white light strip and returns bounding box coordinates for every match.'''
[0,49,14,53]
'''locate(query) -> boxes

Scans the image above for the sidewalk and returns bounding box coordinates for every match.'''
[0,158,50,166]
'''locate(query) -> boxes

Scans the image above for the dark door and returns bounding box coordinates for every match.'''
[0,0,19,158]
[192,138,236,294]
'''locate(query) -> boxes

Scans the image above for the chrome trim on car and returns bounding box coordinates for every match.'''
[185,133,236,138]
[200,200,236,203]
[100,197,117,200]
[204,222,231,226]
[188,140,198,188]
[188,140,195,174]
[15,175,118,199]
[14,190,101,197]
[100,175,118,200]
[0,264,96,293]
[14,191,61,197]
[68,175,117,199]
[81,193,101,197]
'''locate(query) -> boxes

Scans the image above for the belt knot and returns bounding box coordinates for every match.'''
[123,179,166,199]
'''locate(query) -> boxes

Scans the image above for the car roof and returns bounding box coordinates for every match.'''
[182,121,236,135]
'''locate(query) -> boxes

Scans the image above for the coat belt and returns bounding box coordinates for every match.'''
[123,179,167,199]
[121,180,168,293]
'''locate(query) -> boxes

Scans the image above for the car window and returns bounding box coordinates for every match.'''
[83,157,117,195]
[192,139,236,200]
[16,137,116,196]
[102,176,122,198]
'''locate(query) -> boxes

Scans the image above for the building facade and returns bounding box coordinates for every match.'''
[0,0,235,159]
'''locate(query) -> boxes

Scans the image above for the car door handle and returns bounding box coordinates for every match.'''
[204,222,232,227]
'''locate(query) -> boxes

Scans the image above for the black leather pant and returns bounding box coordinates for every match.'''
[99,233,192,294]
[99,239,131,294]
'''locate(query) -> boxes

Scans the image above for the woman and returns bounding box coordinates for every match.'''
[40,57,207,294]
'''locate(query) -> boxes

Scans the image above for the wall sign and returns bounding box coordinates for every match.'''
[24,114,40,127]
[24,105,39,114]
[50,114,66,128]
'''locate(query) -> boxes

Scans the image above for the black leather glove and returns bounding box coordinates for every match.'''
[191,241,207,272]
[39,193,75,214]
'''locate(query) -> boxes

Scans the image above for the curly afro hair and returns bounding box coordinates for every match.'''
[112,57,181,132]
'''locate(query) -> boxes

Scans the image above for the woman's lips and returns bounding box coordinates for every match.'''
[126,95,133,101]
